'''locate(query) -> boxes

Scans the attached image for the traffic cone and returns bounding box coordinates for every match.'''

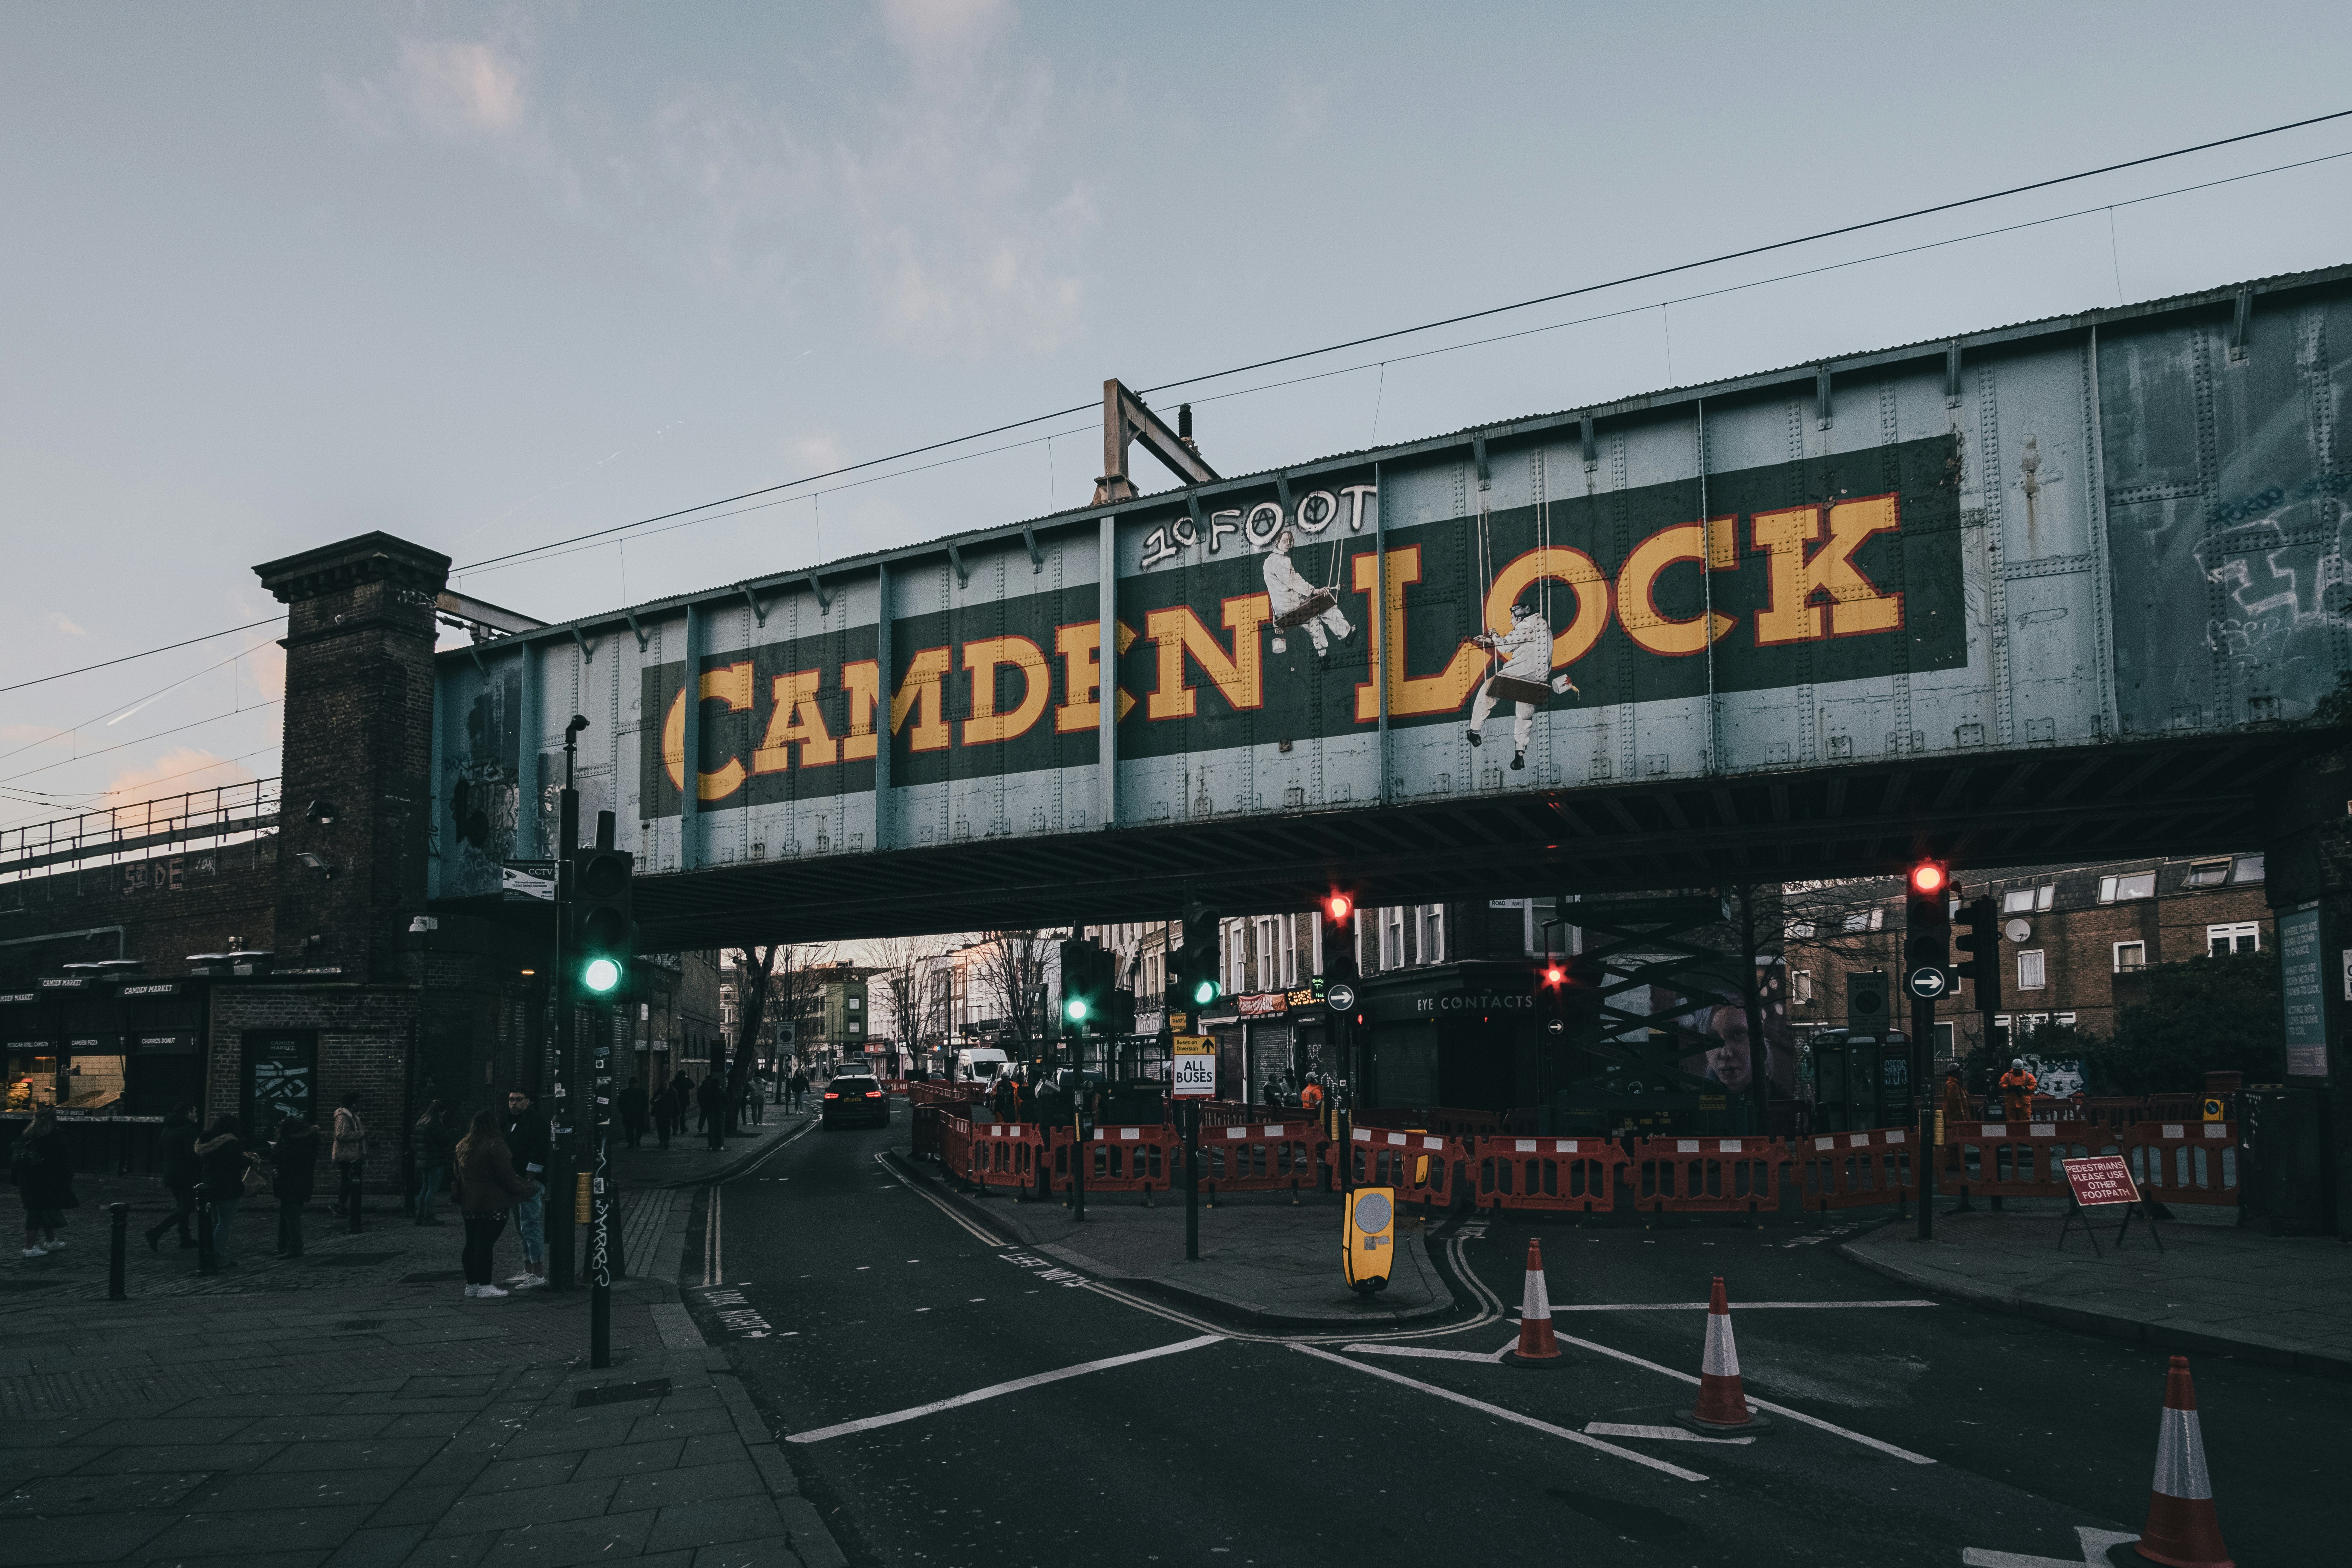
[1675,1276,1772,1435]
[2119,1357,2233,1568]
[1503,1238,1562,1368]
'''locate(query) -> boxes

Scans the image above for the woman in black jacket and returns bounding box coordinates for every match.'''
[144,1103,201,1251]
[270,1114,320,1258]
[193,1116,250,1266]
[11,1105,74,1258]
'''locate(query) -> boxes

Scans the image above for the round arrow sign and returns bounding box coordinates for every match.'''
[1908,966,1948,999]
[1326,982,1358,1013]
[1545,1018,1565,1036]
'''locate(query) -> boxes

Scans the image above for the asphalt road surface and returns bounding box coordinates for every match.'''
[684,1109,2325,1568]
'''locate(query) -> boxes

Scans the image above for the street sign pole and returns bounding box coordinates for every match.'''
[1912,982,1937,1242]
[548,775,578,1293]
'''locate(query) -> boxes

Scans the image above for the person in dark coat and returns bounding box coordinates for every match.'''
[697,1073,728,1151]
[193,1115,249,1266]
[451,1110,538,1300]
[11,1105,74,1257]
[621,1079,649,1148]
[270,1113,320,1258]
[789,1067,810,1113]
[501,1089,552,1289]
[671,1070,693,1135]
[145,1103,202,1251]
[411,1100,457,1224]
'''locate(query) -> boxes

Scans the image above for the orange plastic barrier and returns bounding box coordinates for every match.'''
[960,1119,1046,1190]
[2119,1120,2238,1206]
[1357,1105,1510,1139]
[1079,1125,1178,1192]
[1198,1121,1327,1197]
[1793,1127,1917,1211]
[1348,1126,1461,1210]
[1629,1135,1793,1216]
[1939,1120,2099,1200]
[1468,1135,1627,1215]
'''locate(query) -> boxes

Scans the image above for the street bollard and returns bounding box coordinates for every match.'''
[195,1183,217,1275]
[107,1202,128,1301]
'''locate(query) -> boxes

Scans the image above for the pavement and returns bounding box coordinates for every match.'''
[1,1114,848,1568]
[899,1159,1454,1330]
[610,1100,805,1189]
[1842,1200,2352,1380]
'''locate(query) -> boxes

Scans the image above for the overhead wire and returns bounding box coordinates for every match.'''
[0,615,283,698]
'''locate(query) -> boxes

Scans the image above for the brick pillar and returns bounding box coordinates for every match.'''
[254,533,451,985]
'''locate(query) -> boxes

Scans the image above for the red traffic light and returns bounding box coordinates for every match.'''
[1544,964,1565,986]
[1909,861,1947,895]
[1325,893,1354,923]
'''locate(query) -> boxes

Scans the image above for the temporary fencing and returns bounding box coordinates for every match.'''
[1468,1135,1628,1215]
[1938,1121,2095,1200]
[2119,1121,2238,1206]
[1793,1127,1917,1211]
[1631,1135,1795,1216]
[1357,1105,1511,1139]
[1350,1127,1462,1210]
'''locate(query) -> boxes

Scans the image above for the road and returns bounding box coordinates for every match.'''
[683,1106,2326,1567]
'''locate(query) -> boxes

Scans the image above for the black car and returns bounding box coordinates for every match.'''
[821,1075,890,1130]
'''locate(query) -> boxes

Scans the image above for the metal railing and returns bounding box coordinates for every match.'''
[0,777,280,880]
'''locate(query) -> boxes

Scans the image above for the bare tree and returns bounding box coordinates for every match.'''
[972,929,1054,1060]
[729,941,832,1128]
[870,937,936,1075]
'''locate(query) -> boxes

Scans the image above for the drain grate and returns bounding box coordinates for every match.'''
[399,1270,466,1283]
[573,1377,671,1409]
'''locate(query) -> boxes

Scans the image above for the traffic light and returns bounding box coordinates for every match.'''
[1903,859,1951,980]
[1171,903,1222,1011]
[1059,937,1115,1031]
[1954,895,2000,1011]
[1320,893,1358,985]
[571,845,633,1000]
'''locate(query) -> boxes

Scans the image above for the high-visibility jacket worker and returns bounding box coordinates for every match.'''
[1299,1081,1324,1111]
[1998,1060,2038,1122]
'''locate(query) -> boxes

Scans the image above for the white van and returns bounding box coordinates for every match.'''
[954,1047,1011,1087]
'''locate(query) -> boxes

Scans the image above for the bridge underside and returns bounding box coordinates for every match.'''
[595,730,2317,946]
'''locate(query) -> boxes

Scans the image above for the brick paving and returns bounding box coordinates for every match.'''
[1,1156,844,1567]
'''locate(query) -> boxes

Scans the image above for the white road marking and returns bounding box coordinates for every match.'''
[1547,1328,1936,1464]
[702,1185,723,1287]
[1962,1526,2139,1566]
[786,1334,1225,1443]
[1584,1421,1755,1446]
[1554,1300,1937,1311]
[1291,1345,1706,1482]
[873,1153,1009,1246]
[1339,1343,1508,1363]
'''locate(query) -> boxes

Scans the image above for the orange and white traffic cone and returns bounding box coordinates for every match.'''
[1675,1276,1772,1435]
[2122,1357,2233,1568]
[1503,1238,1562,1368]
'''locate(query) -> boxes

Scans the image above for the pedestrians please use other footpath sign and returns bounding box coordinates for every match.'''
[2064,1155,2140,1208]
[1171,1036,1216,1098]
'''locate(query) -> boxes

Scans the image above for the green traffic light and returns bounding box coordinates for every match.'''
[581,956,623,994]
[1064,997,1089,1022]
[1191,978,1219,1006]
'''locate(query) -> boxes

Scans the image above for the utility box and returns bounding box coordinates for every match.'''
[2239,1086,2331,1236]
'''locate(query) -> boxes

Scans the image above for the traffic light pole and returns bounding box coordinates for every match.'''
[1914,989,1936,1242]
[548,769,579,1293]
[1182,1096,1199,1262]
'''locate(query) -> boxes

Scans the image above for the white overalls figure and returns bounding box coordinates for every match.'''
[1467,598,1579,770]
[1263,529,1353,657]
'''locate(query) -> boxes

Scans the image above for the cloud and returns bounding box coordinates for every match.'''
[101,748,259,810]
[397,38,528,134]
[47,612,87,637]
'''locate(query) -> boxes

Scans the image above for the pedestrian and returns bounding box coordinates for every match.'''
[1300,1075,1325,1112]
[689,1072,708,1135]
[738,1070,761,1128]
[193,1115,250,1266]
[621,1079,648,1149]
[697,1072,728,1151]
[992,1073,1016,1122]
[670,1069,692,1134]
[1940,1068,1969,1174]
[1998,1058,2037,1124]
[329,1095,367,1217]
[789,1066,810,1113]
[1262,1073,1283,1109]
[501,1088,551,1290]
[270,1111,319,1257]
[144,1102,202,1251]
[743,1071,763,1127]
[451,1109,537,1301]
[10,1104,75,1258]
[652,1076,674,1148]
[410,1099,455,1224]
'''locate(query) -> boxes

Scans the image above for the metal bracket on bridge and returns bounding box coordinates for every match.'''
[466,643,488,676]
[570,627,595,663]
[1945,342,1963,408]
[1580,413,1597,472]
[1274,472,1294,511]
[1472,433,1491,492]
[1816,366,1834,430]
[947,541,970,588]
[623,608,650,652]
[806,572,834,612]
[740,585,769,627]
[1020,524,1043,574]
[2230,286,2253,362]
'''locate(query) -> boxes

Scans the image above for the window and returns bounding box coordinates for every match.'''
[2001,888,2036,914]
[847,995,862,1011]
[2038,884,2055,912]
[2017,950,2046,990]
[2232,854,2265,883]
[2207,922,2260,956]
[1786,921,1817,940]
[1418,905,1446,966]
[1381,907,1405,971]
[2185,859,2230,888]
[848,1019,863,1035]
[1842,910,1871,933]
[2097,871,2156,903]
[1792,971,1813,1004]
[2113,942,2146,972]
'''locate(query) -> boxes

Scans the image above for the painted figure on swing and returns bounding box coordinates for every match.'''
[1466,597,1579,770]
[1262,529,1354,658]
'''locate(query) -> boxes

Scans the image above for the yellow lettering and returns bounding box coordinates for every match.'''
[1145,596,1270,720]
[660,661,752,802]
[752,669,838,772]
[1054,621,1139,732]
[1351,547,1487,723]
[961,636,1051,746]
[890,646,953,752]
[841,659,879,762]
[1616,519,1735,656]
[1483,545,1614,667]
[1753,494,1903,645]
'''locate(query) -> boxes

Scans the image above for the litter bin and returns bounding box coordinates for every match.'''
[2237,1085,2330,1236]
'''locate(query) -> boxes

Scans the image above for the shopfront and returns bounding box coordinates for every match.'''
[1360,962,1546,1112]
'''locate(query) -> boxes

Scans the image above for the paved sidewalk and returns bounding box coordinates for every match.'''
[2,1167,845,1567]
[609,1104,812,1190]
[900,1156,1455,1329]
[1841,1204,2352,1378]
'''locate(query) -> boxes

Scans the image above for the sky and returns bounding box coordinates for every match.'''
[5,0,2352,837]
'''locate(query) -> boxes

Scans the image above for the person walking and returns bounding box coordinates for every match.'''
[270,1112,320,1258]
[743,1071,763,1127]
[621,1079,648,1149]
[670,1069,692,1135]
[697,1073,728,1152]
[1940,1068,1969,1175]
[451,1110,537,1300]
[501,1089,551,1290]
[1998,1058,2038,1124]
[329,1096,367,1218]
[409,1100,455,1224]
[652,1074,674,1148]
[11,1105,75,1259]
[785,1067,805,1113]
[991,1072,1016,1122]
[144,1102,202,1251]
[193,1115,249,1266]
